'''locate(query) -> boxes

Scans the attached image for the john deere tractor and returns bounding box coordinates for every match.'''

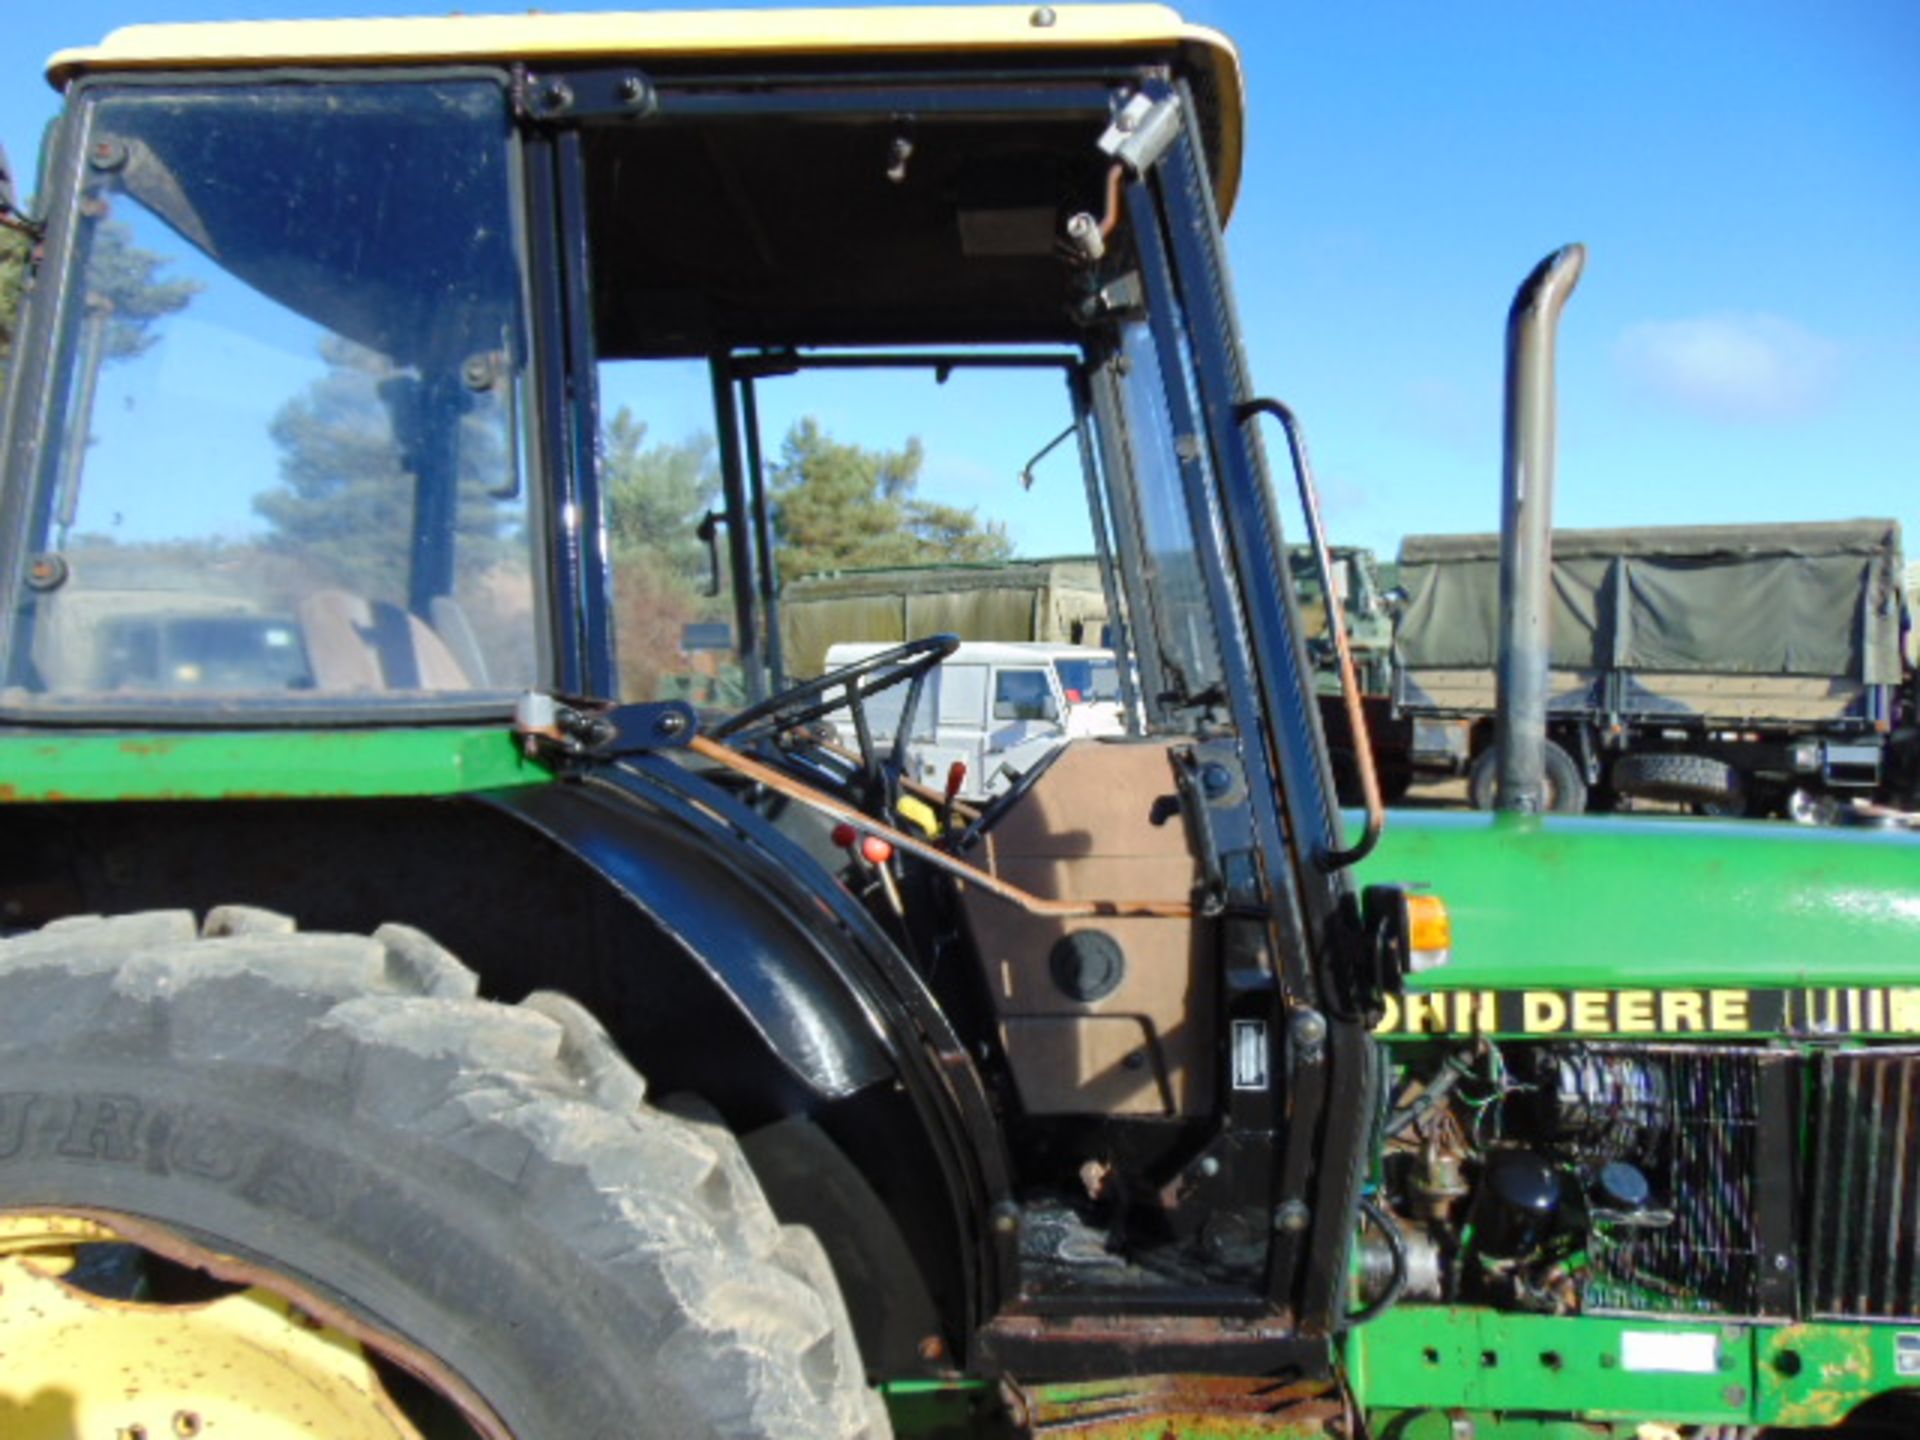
[0,8,1915,1440]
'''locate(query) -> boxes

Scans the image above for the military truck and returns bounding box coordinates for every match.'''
[782,557,1113,680]
[1289,542,1415,802]
[1395,520,1910,818]
[1,9,1917,1440]
[788,547,1413,799]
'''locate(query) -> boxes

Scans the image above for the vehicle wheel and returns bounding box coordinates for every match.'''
[0,908,885,1440]
[1611,751,1741,809]
[1466,740,1587,814]
[1785,785,1841,826]
[1696,787,1749,818]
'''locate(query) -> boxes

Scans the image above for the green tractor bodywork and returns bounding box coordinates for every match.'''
[1,6,1918,1440]
[1343,810,1920,1436]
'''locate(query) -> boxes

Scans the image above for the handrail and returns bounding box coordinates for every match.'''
[1236,396,1384,870]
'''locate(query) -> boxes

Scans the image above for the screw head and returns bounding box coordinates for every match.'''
[656,710,689,738]
[1030,6,1058,27]
[1273,1199,1310,1234]
[25,553,69,593]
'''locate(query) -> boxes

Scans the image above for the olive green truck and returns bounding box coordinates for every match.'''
[1395,519,1914,819]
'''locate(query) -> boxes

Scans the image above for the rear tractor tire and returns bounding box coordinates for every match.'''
[0,908,885,1440]
[1467,739,1587,814]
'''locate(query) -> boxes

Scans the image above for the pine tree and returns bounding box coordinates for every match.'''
[602,408,726,700]
[771,418,1010,578]
[257,336,513,602]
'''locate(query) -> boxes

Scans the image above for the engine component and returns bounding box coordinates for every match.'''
[1475,1150,1561,1259]
[1356,1218,1443,1303]
[1410,1137,1471,1223]
[1523,1047,1670,1159]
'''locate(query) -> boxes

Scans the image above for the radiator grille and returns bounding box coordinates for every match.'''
[1808,1050,1920,1320]
[1583,1048,1775,1316]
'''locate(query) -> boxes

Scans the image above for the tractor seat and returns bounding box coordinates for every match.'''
[299,589,470,692]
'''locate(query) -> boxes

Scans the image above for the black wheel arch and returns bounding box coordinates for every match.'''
[0,773,1002,1373]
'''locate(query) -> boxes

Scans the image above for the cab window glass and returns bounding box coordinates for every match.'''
[993,667,1054,722]
[12,80,537,708]
[939,663,988,727]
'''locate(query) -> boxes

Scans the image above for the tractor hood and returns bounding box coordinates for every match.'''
[1362,811,1920,992]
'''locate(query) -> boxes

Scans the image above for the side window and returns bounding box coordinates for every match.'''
[938,664,987,729]
[993,667,1055,722]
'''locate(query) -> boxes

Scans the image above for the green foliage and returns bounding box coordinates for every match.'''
[602,408,727,701]
[604,408,718,577]
[83,219,201,361]
[258,336,514,601]
[0,224,27,394]
[771,417,1012,578]
[0,214,197,427]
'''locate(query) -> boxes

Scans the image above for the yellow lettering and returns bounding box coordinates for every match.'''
[1572,991,1611,1034]
[1708,990,1750,1032]
[1615,990,1656,1034]
[1404,993,1444,1034]
[1889,989,1920,1034]
[1523,992,1568,1034]
[1452,991,1482,1034]
[1375,995,1401,1035]
[1476,990,1498,1033]
[1660,991,1705,1032]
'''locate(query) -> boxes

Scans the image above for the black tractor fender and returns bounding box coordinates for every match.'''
[482,754,1012,1348]
[488,772,891,1100]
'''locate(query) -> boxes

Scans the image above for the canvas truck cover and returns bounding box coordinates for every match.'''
[782,557,1109,677]
[1395,520,1906,723]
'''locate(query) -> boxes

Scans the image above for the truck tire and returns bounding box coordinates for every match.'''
[0,908,886,1440]
[1466,740,1587,814]
[1610,751,1741,809]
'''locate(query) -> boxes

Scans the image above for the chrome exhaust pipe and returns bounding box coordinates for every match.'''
[1494,244,1585,813]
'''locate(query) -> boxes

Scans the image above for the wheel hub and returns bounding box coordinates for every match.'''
[0,1212,430,1439]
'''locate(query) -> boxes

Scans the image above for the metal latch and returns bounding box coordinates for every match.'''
[514,692,696,759]
[1097,91,1182,176]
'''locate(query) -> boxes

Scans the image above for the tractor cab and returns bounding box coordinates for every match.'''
[1,8,1405,1410]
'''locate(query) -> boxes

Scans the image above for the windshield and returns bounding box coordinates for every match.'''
[4,79,538,713]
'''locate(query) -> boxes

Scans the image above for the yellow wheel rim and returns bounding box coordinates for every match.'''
[0,1211,481,1440]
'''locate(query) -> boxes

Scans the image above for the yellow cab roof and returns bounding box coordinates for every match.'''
[48,5,1244,218]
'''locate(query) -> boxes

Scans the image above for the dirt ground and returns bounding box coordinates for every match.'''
[1398,776,1469,810]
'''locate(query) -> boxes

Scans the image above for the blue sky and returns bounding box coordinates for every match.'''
[6,0,1916,560]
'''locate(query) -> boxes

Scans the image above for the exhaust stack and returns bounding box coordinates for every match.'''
[1494,244,1585,813]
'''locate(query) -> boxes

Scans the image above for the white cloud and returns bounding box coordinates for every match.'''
[1615,313,1842,422]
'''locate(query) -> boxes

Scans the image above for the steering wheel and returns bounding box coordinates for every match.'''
[712,634,959,816]
[950,732,1072,855]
